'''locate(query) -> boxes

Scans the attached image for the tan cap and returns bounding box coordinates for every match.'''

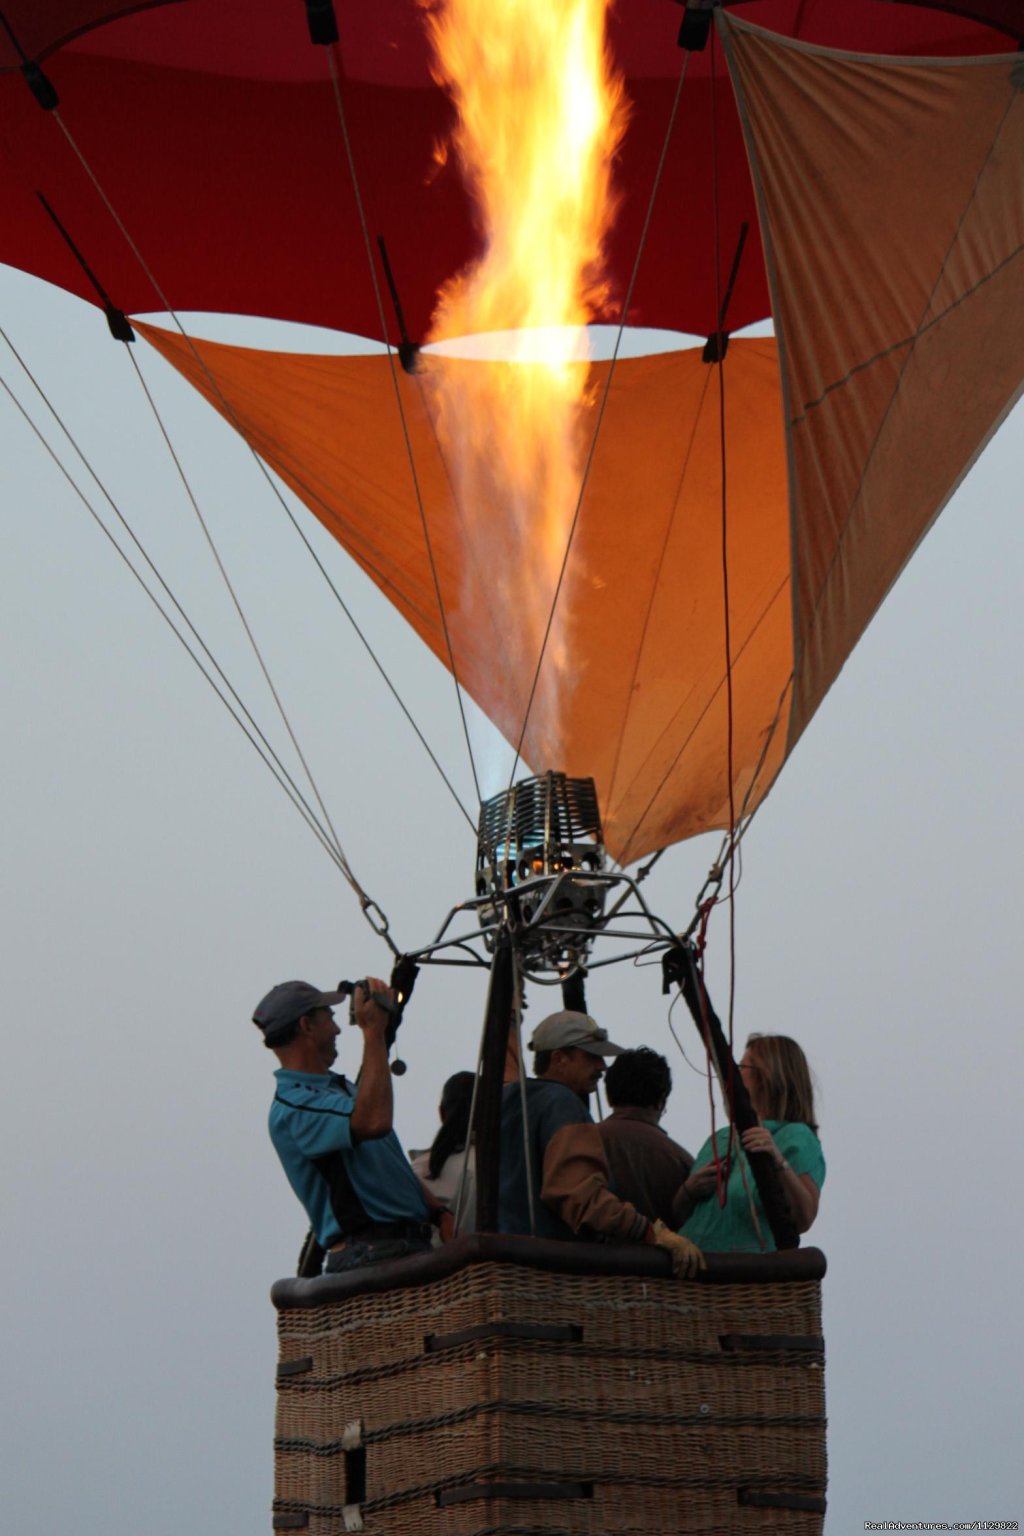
[528,1009,626,1057]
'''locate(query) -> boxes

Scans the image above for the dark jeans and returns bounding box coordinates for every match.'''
[325,1236,432,1274]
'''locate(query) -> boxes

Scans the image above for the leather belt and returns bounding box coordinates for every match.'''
[328,1220,433,1253]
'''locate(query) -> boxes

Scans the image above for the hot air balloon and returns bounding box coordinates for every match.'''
[2,2,1021,1532]
[2,0,1020,861]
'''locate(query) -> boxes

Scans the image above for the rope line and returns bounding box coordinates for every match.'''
[51,104,482,929]
[667,674,792,937]
[610,453,793,878]
[733,1120,769,1251]
[686,906,766,1247]
[241,446,477,833]
[511,953,537,1237]
[508,52,691,789]
[605,367,715,820]
[46,104,488,940]
[664,32,757,1234]
[613,570,790,866]
[709,30,740,1065]
[125,344,361,892]
[452,974,491,1237]
[0,325,350,862]
[0,359,350,871]
[54,108,471,828]
[51,109,402,920]
[414,365,524,776]
[141,386,478,834]
[325,45,484,810]
[732,671,793,830]
[692,905,728,1206]
[788,250,1022,426]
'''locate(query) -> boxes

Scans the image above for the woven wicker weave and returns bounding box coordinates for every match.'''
[272,1239,827,1535]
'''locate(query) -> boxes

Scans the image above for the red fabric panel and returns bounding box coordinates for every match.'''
[4,1,1014,79]
[0,56,763,340]
[0,2,1016,342]
[0,2,175,70]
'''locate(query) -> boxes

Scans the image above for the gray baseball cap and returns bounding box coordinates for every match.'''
[528,1009,626,1057]
[252,980,347,1038]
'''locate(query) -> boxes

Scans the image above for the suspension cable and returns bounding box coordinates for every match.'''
[47,108,425,942]
[507,52,691,789]
[0,324,352,860]
[324,45,484,810]
[229,443,477,835]
[413,378,523,779]
[0,360,352,872]
[135,321,477,833]
[655,39,745,1102]
[709,29,739,1058]
[123,343,359,887]
[606,367,715,821]
[137,328,476,834]
[511,952,537,1237]
[611,566,789,870]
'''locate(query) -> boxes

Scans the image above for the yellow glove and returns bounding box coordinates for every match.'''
[650,1219,706,1279]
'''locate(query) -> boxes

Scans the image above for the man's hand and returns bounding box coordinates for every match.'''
[650,1219,706,1279]
[436,1210,456,1244]
[353,977,393,1032]
[349,977,396,1142]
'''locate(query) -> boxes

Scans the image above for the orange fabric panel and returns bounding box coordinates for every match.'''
[722,16,1024,747]
[549,344,792,863]
[136,325,791,862]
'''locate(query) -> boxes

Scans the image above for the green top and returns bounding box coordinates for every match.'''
[679,1119,825,1253]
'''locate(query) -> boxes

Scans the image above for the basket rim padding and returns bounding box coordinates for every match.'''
[270,1234,827,1310]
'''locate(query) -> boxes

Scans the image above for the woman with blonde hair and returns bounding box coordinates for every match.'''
[674,1034,824,1252]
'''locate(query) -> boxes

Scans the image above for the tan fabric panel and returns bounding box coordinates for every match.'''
[136,326,791,862]
[722,16,1024,748]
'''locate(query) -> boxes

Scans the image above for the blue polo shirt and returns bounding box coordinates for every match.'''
[270,1069,428,1247]
[499,1078,592,1239]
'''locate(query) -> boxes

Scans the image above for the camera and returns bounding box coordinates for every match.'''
[336,978,398,1026]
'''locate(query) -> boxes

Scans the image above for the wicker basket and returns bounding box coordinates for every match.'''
[271,1236,826,1535]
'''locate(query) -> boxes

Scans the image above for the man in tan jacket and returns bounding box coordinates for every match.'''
[499,1011,703,1278]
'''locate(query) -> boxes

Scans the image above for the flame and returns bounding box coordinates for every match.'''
[420,0,627,772]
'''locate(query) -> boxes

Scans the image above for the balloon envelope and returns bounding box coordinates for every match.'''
[2,1,1021,860]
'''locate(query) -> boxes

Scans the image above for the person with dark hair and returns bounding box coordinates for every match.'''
[411,1071,477,1232]
[252,977,436,1273]
[598,1048,693,1227]
[499,1011,703,1278]
[675,1034,825,1252]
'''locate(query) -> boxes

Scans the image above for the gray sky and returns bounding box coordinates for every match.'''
[1,265,1021,1533]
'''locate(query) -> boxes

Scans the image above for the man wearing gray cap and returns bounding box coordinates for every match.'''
[252,977,432,1273]
[499,1011,703,1277]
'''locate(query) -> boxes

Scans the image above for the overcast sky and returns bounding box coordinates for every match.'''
[1,265,1021,1533]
